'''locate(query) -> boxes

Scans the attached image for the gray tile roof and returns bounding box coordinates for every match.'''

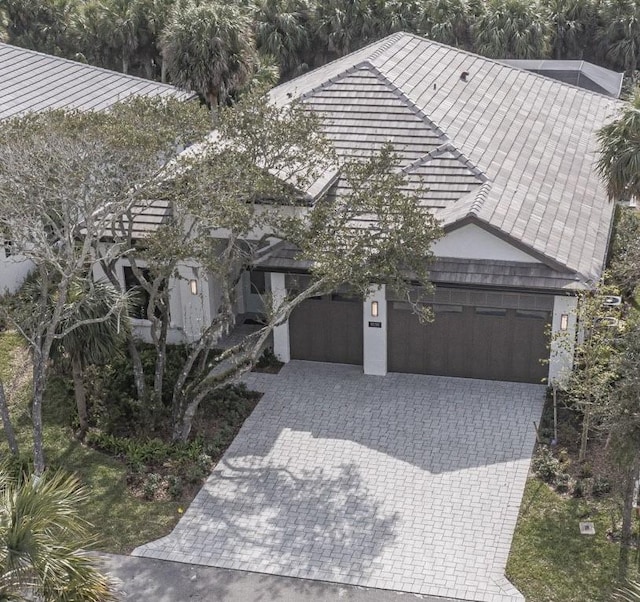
[0,42,194,119]
[256,241,584,291]
[270,33,620,285]
[500,59,623,98]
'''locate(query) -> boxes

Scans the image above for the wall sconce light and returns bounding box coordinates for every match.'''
[371,300,379,317]
[189,279,198,295]
[560,314,569,331]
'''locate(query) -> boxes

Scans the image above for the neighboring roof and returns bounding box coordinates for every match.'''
[500,59,624,98]
[0,42,195,119]
[269,33,620,286]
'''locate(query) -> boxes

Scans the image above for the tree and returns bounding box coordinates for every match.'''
[312,0,379,61]
[161,0,258,114]
[0,98,211,474]
[252,0,312,79]
[0,464,114,601]
[563,286,620,462]
[543,0,594,59]
[110,90,441,441]
[597,88,640,202]
[417,0,472,48]
[473,0,552,58]
[608,207,640,305]
[54,280,129,440]
[597,0,640,72]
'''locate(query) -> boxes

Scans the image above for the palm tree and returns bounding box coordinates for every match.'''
[596,88,640,201]
[417,0,472,48]
[543,0,594,58]
[53,280,129,440]
[312,0,378,62]
[473,0,552,58]
[253,0,312,79]
[597,0,640,73]
[615,581,640,601]
[0,465,114,601]
[161,0,258,115]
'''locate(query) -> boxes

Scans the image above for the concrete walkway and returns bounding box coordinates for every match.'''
[98,553,454,601]
[134,361,544,602]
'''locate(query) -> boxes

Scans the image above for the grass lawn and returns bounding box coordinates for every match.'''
[0,331,256,554]
[507,476,638,602]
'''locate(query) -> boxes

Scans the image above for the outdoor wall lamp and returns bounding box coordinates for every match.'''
[371,300,379,317]
[560,314,569,331]
[189,279,198,295]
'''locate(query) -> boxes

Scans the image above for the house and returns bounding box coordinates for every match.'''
[244,33,618,385]
[1,34,620,386]
[0,42,195,295]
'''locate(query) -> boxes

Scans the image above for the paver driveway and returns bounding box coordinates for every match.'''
[134,361,544,602]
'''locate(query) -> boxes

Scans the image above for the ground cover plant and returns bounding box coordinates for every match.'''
[0,331,261,553]
[507,393,640,601]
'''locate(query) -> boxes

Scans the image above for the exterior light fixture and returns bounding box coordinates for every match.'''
[560,314,569,331]
[371,300,379,317]
[189,279,198,295]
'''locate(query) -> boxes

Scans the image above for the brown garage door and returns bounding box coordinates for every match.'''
[388,302,550,383]
[290,293,363,365]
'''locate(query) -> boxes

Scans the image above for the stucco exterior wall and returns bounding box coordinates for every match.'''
[432,224,542,263]
[0,254,34,294]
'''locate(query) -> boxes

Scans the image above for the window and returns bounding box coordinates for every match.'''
[3,240,12,258]
[475,307,507,317]
[249,270,266,295]
[123,266,152,320]
[515,309,548,320]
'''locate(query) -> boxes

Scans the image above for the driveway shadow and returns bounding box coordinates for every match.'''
[139,460,398,584]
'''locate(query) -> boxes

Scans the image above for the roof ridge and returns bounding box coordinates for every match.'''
[402,142,488,183]
[0,42,192,95]
[379,32,624,103]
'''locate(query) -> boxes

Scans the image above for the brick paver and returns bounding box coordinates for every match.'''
[134,361,544,602]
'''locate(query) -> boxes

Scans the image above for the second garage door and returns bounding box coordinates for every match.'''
[388,300,550,383]
[290,293,363,365]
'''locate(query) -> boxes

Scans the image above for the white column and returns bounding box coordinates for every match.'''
[363,284,387,376]
[270,272,290,363]
[548,294,578,386]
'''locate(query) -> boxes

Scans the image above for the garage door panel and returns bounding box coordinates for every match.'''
[290,296,363,365]
[389,298,550,383]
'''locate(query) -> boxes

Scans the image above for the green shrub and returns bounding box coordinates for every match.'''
[573,478,586,498]
[592,475,612,497]
[532,446,561,483]
[580,463,593,479]
[555,472,571,493]
[142,473,162,500]
[167,475,183,499]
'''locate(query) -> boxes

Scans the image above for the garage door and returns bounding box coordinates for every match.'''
[290,293,363,365]
[388,302,550,383]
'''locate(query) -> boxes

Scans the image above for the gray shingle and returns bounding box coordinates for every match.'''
[270,33,618,285]
[0,43,194,119]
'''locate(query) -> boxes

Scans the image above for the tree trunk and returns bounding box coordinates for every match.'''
[161,58,167,83]
[579,406,590,463]
[207,91,219,124]
[32,350,46,476]
[619,453,640,579]
[0,380,19,456]
[71,355,88,440]
[128,339,147,401]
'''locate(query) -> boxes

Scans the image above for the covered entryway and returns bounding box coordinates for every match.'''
[289,293,363,365]
[388,288,552,383]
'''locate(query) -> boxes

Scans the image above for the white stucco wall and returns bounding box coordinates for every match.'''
[432,223,541,262]
[363,285,387,375]
[270,272,290,362]
[0,254,34,294]
[548,295,579,385]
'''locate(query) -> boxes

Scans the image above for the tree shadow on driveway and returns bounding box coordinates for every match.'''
[136,460,399,584]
